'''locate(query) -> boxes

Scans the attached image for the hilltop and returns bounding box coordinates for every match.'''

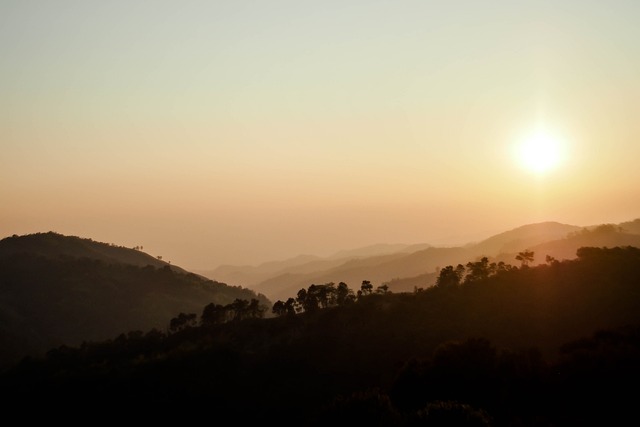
[0,232,270,369]
[0,231,187,273]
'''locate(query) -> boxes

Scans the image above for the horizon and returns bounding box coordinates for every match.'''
[2,215,636,271]
[3,1,640,270]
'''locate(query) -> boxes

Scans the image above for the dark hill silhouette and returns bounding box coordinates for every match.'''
[2,246,640,426]
[0,232,270,369]
[0,231,189,273]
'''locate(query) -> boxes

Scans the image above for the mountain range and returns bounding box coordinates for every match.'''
[2,218,639,369]
[3,244,640,425]
[199,218,640,302]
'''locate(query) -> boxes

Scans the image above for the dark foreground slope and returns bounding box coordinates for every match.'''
[2,246,640,426]
[0,232,270,368]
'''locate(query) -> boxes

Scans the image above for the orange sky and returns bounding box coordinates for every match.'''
[2,1,639,269]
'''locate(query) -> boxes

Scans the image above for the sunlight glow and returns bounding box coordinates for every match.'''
[516,129,565,174]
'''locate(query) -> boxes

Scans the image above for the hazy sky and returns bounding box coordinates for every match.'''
[2,0,639,269]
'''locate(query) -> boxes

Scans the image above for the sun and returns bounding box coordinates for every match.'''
[516,129,564,174]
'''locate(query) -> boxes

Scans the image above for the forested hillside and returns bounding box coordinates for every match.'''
[0,233,270,368]
[3,246,640,426]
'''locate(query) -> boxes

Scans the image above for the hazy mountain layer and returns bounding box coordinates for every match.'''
[208,219,639,302]
[199,243,431,288]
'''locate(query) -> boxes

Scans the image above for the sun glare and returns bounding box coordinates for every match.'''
[516,129,564,174]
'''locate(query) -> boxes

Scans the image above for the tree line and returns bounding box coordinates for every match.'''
[4,246,640,426]
[271,251,536,317]
[168,297,266,333]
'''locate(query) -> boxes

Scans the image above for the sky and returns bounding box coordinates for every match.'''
[2,0,640,270]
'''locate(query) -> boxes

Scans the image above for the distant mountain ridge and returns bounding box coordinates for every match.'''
[326,242,432,260]
[492,223,640,266]
[195,243,431,288]
[466,221,581,256]
[200,218,640,302]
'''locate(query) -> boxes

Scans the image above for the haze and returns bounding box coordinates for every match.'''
[2,1,639,270]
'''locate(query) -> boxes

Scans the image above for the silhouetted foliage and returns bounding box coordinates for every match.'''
[296,287,318,313]
[375,284,390,294]
[2,246,640,426]
[272,300,287,316]
[273,297,302,316]
[361,279,374,295]
[336,281,356,305]
[515,250,534,268]
[201,297,265,326]
[201,302,229,326]
[289,281,360,313]
[436,264,465,288]
[464,257,492,283]
[169,312,197,333]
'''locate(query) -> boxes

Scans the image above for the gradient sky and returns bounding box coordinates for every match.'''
[2,0,639,269]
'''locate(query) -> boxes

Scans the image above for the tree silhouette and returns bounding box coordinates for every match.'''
[376,284,390,294]
[231,298,250,321]
[361,280,373,296]
[272,300,287,316]
[247,298,266,319]
[295,288,307,313]
[296,287,320,313]
[465,257,491,283]
[201,303,228,326]
[515,250,535,268]
[283,297,297,315]
[436,264,465,288]
[315,282,337,308]
[336,282,355,306]
[168,312,197,333]
[273,297,298,317]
